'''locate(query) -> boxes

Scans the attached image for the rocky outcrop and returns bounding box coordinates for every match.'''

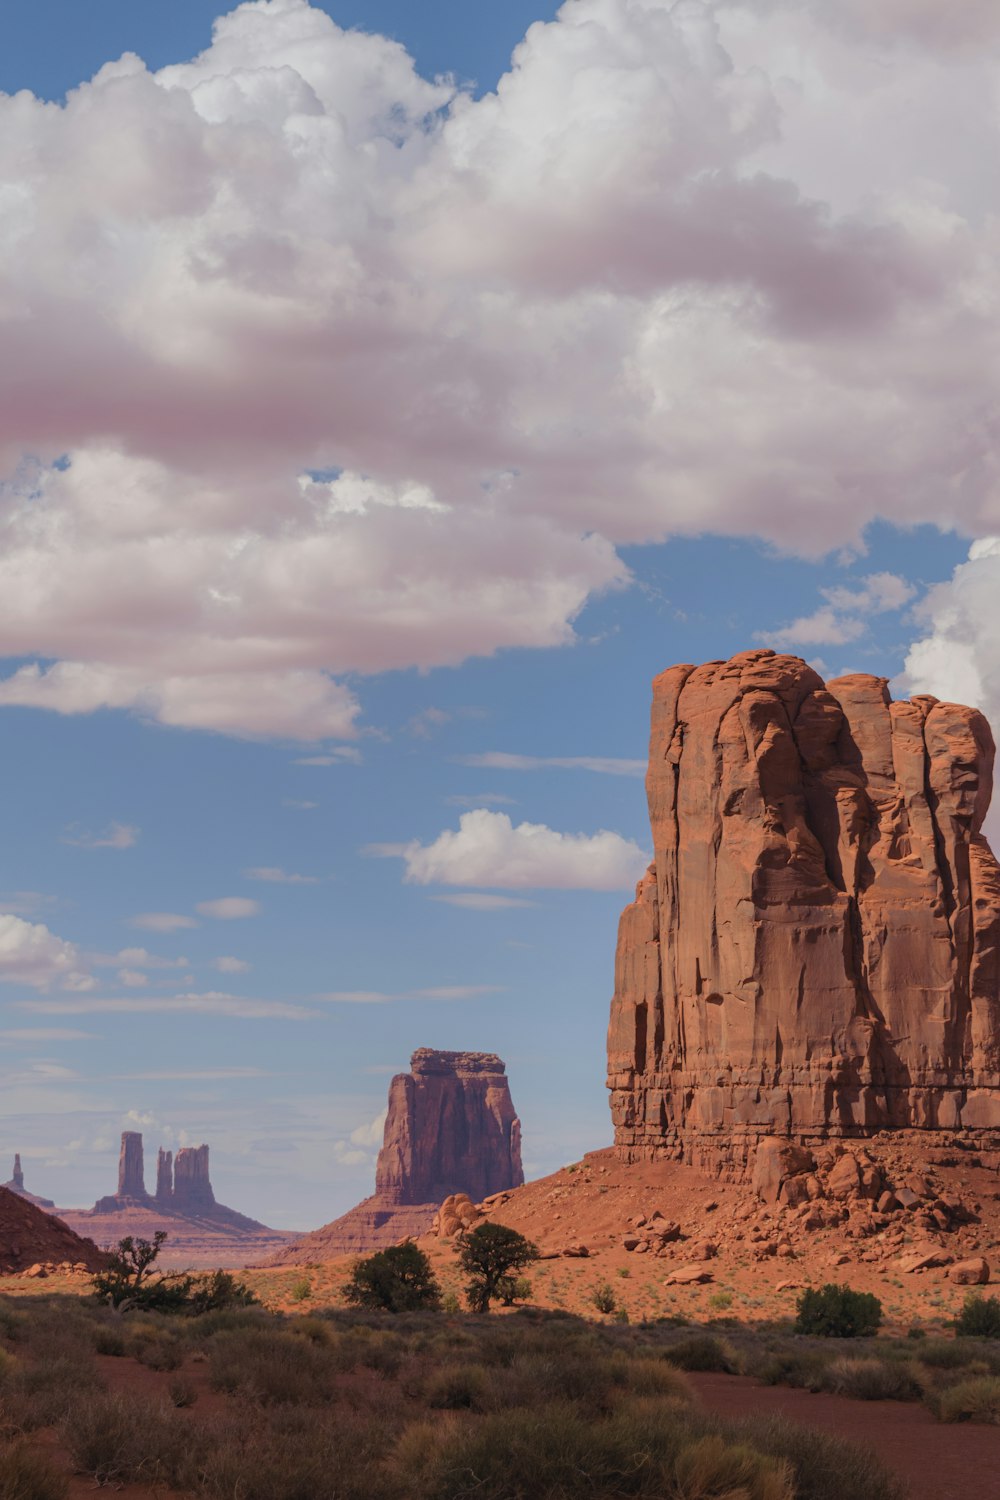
[0,1186,105,1273]
[2,1154,54,1210]
[65,1131,292,1267]
[268,1048,522,1263]
[377,1050,523,1206]
[608,649,1000,1178]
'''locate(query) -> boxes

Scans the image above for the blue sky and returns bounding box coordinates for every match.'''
[0,0,996,1227]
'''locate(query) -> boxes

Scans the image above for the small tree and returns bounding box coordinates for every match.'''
[795,1283,882,1338]
[459,1223,538,1313]
[91,1232,191,1313]
[344,1242,441,1312]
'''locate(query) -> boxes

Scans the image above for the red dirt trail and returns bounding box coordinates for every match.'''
[691,1372,1000,1500]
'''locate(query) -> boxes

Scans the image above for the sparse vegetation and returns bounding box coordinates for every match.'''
[955,1293,1000,1339]
[795,1284,882,1339]
[591,1281,618,1315]
[344,1243,442,1313]
[459,1223,538,1313]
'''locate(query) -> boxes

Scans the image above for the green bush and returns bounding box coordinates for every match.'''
[795,1284,882,1338]
[955,1294,1000,1339]
[188,1269,259,1315]
[459,1224,538,1313]
[824,1357,921,1403]
[290,1279,312,1303]
[345,1243,441,1314]
[591,1282,618,1315]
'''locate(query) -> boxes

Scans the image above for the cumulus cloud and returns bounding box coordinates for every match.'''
[0,913,91,990]
[212,956,252,974]
[768,571,918,648]
[62,822,140,850]
[243,867,319,884]
[0,0,996,738]
[195,897,260,919]
[456,753,645,777]
[901,540,1000,730]
[368,809,648,890]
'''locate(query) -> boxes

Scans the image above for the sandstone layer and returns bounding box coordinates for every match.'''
[608,649,1000,1176]
[269,1048,522,1263]
[60,1132,293,1268]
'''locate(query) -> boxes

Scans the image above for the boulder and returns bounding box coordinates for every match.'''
[898,1243,955,1273]
[752,1139,816,1204]
[664,1265,714,1285]
[949,1257,990,1285]
[607,651,1000,1173]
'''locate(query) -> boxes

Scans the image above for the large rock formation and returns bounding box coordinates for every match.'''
[2,1154,54,1210]
[608,649,1000,1178]
[378,1049,523,1206]
[270,1048,522,1263]
[62,1132,293,1268]
[0,1186,105,1273]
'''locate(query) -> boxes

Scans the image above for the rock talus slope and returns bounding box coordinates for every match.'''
[269,1049,522,1262]
[608,649,1000,1176]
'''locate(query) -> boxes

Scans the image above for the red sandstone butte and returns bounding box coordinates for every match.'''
[608,649,1000,1178]
[270,1048,523,1263]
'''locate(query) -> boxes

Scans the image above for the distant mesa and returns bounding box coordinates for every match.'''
[270,1048,523,1263]
[608,649,1000,1179]
[57,1130,294,1269]
[3,1153,55,1210]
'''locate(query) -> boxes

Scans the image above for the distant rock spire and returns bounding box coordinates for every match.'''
[116,1131,147,1199]
[11,1154,23,1191]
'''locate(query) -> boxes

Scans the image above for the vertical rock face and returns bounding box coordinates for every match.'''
[376,1049,524,1206]
[173,1146,216,1212]
[116,1132,148,1199]
[608,649,1000,1176]
[155,1148,173,1203]
[11,1155,23,1191]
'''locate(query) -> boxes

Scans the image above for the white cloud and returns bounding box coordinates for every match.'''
[768,571,918,648]
[20,990,316,1020]
[293,749,363,766]
[195,897,261,919]
[212,956,252,974]
[92,946,190,970]
[0,892,58,917]
[322,984,503,1004]
[243,867,319,885]
[430,893,535,910]
[129,912,198,932]
[117,969,149,987]
[349,1109,387,1149]
[368,808,648,890]
[456,753,645,777]
[61,822,140,850]
[0,913,91,991]
[901,539,1000,733]
[0,1,995,738]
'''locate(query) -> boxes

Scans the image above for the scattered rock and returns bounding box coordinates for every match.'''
[949,1257,990,1285]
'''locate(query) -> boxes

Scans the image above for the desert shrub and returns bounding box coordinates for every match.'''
[61,1391,195,1488]
[290,1279,312,1303]
[619,1357,691,1402]
[824,1357,921,1402]
[134,1333,185,1371]
[459,1224,539,1314]
[188,1269,259,1315]
[936,1375,1000,1424]
[708,1290,733,1312]
[662,1333,735,1372]
[195,1407,397,1500]
[208,1328,339,1404]
[345,1243,441,1314]
[169,1375,198,1408]
[441,1292,460,1314]
[425,1362,491,1410]
[395,1400,793,1500]
[955,1294,1000,1339]
[795,1284,882,1338]
[753,1349,831,1392]
[92,1327,126,1357]
[591,1283,618,1315]
[915,1336,997,1371]
[713,1413,905,1500]
[1,1352,100,1429]
[0,1442,67,1500]
[91,1232,193,1313]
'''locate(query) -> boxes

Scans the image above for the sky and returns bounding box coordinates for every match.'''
[0,0,997,1229]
